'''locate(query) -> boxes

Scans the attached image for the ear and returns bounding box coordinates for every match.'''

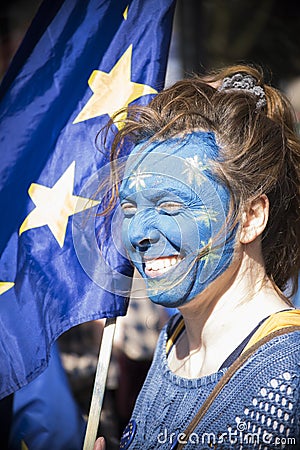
[239,195,269,244]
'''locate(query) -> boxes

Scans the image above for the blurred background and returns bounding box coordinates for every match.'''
[1,0,300,93]
[1,1,299,448]
[1,0,300,119]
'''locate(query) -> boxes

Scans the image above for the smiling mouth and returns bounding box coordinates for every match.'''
[144,256,183,278]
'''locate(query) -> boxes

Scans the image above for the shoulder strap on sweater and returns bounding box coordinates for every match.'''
[174,310,300,450]
[243,309,300,353]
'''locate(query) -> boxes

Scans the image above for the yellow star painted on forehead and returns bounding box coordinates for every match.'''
[19,162,100,248]
[0,282,15,295]
[128,167,151,190]
[73,45,157,129]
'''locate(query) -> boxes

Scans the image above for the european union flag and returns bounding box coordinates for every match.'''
[0,0,175,399]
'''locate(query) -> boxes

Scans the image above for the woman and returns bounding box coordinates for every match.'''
[95,65,300,449]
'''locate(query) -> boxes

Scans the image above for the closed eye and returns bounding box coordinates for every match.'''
[121,202,137,217]
[157,201,184,214]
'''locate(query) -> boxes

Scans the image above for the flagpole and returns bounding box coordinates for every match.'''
[83,317,117,450]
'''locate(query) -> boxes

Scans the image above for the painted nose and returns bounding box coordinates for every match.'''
[128,211,160,252]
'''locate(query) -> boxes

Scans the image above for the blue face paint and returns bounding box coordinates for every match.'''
[119,132,236,308]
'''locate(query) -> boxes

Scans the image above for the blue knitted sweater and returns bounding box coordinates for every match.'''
[123,316,300,449]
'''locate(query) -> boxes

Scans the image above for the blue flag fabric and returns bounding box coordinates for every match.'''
[0,0,175,399]
[9,343,86,450]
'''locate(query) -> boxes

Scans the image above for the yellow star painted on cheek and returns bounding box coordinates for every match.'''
[0,282,15,295]
[73,45,157,128]
[19,162,100,248]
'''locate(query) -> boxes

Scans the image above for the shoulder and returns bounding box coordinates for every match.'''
[233,330,300,413]
[240,329,300,380]
[225,330,300,409]
[202,331,300,443]
[252,329,300,361]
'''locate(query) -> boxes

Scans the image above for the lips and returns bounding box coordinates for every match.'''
[144,255,182,278]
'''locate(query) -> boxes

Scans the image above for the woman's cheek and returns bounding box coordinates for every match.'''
[160,213,202,255]
[156,215,183,252]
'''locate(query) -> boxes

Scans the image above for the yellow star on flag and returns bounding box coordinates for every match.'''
[19,162,100,248]
[123,5,129,20]
[73,45,157,129]
[0,282,15,296]
[21,441,28,450]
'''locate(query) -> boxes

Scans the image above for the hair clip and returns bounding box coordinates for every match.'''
[218,73,267,109]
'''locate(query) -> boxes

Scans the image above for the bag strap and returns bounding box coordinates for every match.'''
[174,324,300,450]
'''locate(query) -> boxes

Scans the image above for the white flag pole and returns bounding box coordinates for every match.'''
[83,317,117,450]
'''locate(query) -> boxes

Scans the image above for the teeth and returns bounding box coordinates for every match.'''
[145,256,181,273]
[171,257,177,266]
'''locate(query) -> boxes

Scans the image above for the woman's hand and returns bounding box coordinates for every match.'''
[93,437,106,450]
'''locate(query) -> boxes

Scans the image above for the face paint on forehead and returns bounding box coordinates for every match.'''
[123,131,220,182]
[119,131,236,308]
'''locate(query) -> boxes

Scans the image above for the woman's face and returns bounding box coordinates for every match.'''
[119,132,237,308]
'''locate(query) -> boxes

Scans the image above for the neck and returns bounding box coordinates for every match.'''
[173,242,290,377]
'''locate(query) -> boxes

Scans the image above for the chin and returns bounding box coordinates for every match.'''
[145,275,196,308]
[148,292,190,308]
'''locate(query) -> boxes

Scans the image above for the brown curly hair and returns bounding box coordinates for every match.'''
[101,64,300,297]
